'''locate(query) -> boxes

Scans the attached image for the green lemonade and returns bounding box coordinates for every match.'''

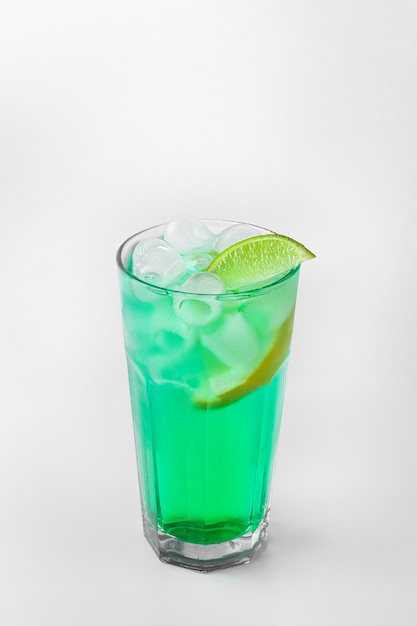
[119,258,299,546]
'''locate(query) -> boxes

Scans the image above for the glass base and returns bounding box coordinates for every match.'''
[142,511,269,572]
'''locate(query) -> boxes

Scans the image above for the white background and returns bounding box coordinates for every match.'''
[1,1,416,624]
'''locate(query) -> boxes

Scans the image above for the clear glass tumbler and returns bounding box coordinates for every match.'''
[117,220,300,571]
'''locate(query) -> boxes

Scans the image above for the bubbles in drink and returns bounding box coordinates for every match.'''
[164,217,215,254]
[132,237,186,287]
[214,223,261,253]
[174,272,224,327]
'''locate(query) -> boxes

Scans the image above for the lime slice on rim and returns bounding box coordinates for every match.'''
[207,233,315,289]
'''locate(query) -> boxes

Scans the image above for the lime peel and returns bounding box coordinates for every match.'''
[194,308,295,408]
[207,233,315,289]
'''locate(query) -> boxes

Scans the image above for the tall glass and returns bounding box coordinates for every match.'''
[117,220,300,571]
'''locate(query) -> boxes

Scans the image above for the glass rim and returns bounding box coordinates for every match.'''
[116,220,300,298]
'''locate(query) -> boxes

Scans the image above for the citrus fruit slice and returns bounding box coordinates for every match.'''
[207,233,315,289]
[194,308,295,408]
[194,233,315,407]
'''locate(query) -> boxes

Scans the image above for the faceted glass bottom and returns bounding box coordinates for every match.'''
[142,510,270,572]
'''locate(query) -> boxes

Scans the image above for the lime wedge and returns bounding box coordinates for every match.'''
[194,233,315,407]
[207,233,315,289]
[194,308,295,408]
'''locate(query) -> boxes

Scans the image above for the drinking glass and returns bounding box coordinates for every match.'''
[117,220,300,571]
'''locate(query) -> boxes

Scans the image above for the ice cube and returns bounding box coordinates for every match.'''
[132,237,186,288]
[164,217,215,254]
[214,223,262,253]
[185,251,216,272]
[152,302,197,353]
[178,272,224,295]
[148,347,208,388]
[153,324,195,353]
[173,272,224,327]
[243,274,298,333]
[146,297,199,382]
[200,312,259,367]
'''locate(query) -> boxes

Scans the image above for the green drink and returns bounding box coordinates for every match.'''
[117,219,313,570]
